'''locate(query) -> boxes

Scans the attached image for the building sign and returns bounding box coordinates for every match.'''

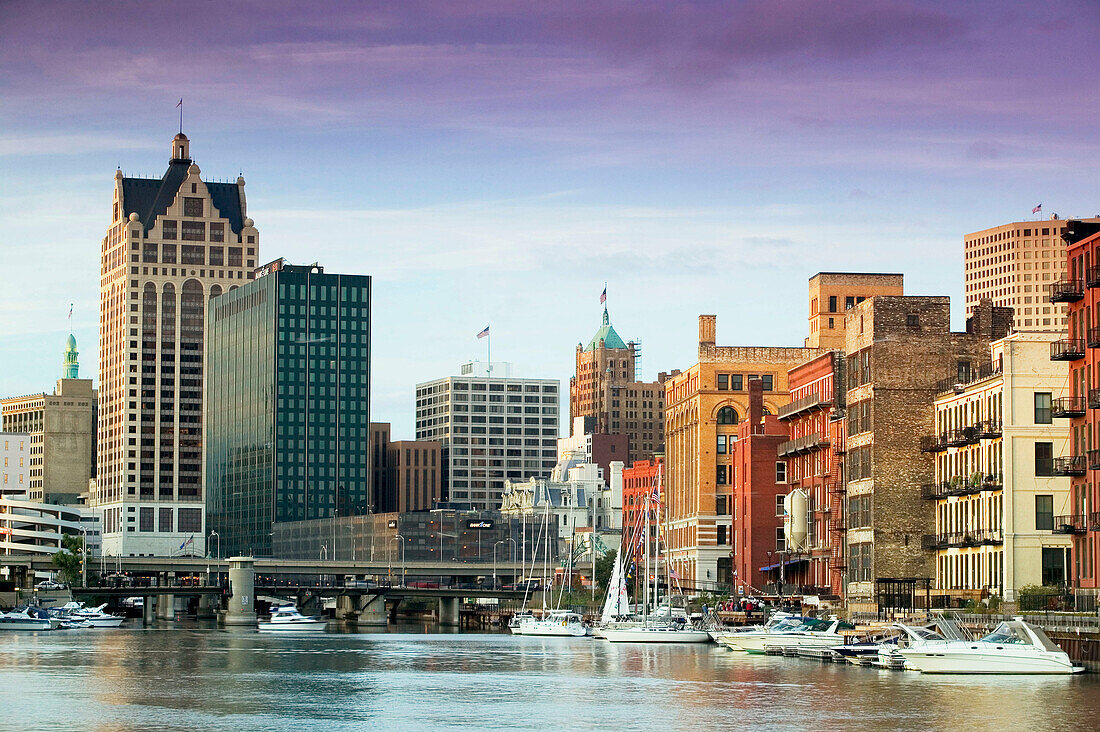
[465,520,494,530]
[387,520,398,529]
[254,258,285,279]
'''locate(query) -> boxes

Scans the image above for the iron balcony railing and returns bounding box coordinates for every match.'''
[923,475,1002,499]
[977,420,1002,439]
[1090,389,1100,410]
[1091,512,1100,532]
[947,426,980,447]
[933,362,1003,396]
[923,530,1005,550]
[777,392,832,421]
[1053,455,1088,477]
[1051,339,1086,361]
[1090,449,1100,471]
[776,432,829,458]
[1090,327,1100,349]
[1047,279,1085,303]
[1052,396,1088,418]
[920,434,949,453]
[1088,266,1100,289]
[1054,514,1088,534]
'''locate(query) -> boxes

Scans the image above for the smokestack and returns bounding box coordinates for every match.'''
[699,315,716,348]
[748,377,763,426]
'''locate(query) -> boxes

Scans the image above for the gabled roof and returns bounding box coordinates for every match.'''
[121,160,245,234]
[584,307,628,351]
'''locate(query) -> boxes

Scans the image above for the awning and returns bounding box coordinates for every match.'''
[758,557,809,572]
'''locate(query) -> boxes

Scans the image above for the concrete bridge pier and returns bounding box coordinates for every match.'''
[222,556,258,626]
[354,594,388,626]
[336,593,356,621]
[157,594,176,620]
[438,596,460,627]
[196,593,217,619]
[142,596,155,625]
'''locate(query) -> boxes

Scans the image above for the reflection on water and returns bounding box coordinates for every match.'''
[0,622,1097,731]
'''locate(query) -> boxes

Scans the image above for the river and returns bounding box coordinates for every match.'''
[0,622,1096,731]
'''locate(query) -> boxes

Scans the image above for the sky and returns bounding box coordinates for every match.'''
[2,0,1099,438]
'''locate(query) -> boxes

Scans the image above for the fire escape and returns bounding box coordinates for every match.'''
[827,415,847,593]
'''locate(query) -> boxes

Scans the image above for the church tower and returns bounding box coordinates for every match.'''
[63,334,79,379]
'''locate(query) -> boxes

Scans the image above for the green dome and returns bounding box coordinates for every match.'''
[66,334,77,350]
[585,308,628,351]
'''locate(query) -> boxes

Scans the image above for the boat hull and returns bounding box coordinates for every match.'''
[0,619,53,631]
[520,623,589,637]
[602,627,710,643]
[258,620,328,632]
[899,647,1082,674]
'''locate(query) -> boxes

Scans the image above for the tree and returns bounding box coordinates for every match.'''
[595,549,617,592]
[51,534,84,586]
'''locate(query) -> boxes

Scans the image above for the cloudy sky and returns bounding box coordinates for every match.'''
[2,1,1098,437]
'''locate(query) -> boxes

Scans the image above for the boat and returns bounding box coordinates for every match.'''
[714,611,793,648]
[760,618,851,653]
[508,610,533,635]
[602,618,711,643]
[59,602,126,628]
[516,610,590,637]
[898,618,1083,674]
[258,605,328,632]
[0,606,58,631]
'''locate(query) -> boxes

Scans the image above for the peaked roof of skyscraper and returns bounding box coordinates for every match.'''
[120,157,245,234]
[585,307,628,351]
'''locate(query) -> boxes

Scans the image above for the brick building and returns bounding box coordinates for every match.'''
[778,351,846,597]
[664,315,824,590]
[1050,219,1100,598]
[621,457,662,577]
[805,272,904,349]
[570,307,674,463]
[843,296,1012,610]
[368,423,442,513]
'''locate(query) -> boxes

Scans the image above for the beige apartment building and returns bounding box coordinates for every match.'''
[964,217,1100,331]
[94,133,259,556]
[926,331,1072,603]
[805,272,905,349]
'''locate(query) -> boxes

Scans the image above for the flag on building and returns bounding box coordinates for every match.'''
[477,325,489,339]
[68,303,73,318]
[179,534,194,551]
[176,98,183,108]
[599,286,607,304]
[1032,203,1042,214]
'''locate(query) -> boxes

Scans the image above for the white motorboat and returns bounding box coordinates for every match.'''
[899,618,1083,674]
[258,605,328,632]
[602,619,711,644]
[761,619,851,653]
[733,617,845,654]
[516,611,590,637]
[508,611,533,635]
[60,602,125,628]
[0,606,57,631]
[721,615,814,653]
[714,612,793,648]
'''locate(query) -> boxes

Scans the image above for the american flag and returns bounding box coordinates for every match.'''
[476,325,489,339]
[599,286,606,304]
[1032,203,1042,214]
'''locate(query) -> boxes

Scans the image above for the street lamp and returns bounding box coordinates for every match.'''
[320,544,328,586]
[389,535,406,586]
[80,527,88,588]
[209,530,220,560]
[493,538,516,588]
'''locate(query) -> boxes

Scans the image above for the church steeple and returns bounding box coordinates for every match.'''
[63,333,79,379]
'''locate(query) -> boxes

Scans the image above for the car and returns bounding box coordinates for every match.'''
[35,580,66,591]
[406,581,440,589]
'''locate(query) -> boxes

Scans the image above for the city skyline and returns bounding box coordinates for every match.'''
[3,2,1100,438]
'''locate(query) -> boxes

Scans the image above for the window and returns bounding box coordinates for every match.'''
[178,508,202,533]
[162,220,177,240]
[716,406,738,425]
[210,222,224,242]
[1042,548,1067,586]
[906,314,919,327]
[761,374,774,391]
[1035,442,1054,477]
[848,496,872,528]
[776,494,786,517]
[716,466,727,485]
[1034,392,1052,424]
[828,295,837,312]
[828,317,834,329]
[717,524,727,545]
[717,374,729,390]
[209,246,223,266]
[228,247,243,267]
[181,221,205,241]
[845,296,855,309]
[139,507,153,532]
[716,435,727,454]
[730,374,743,391]
[184,197,203,217]
[158,507,173,532]
[775,461,787,483]
[181,245,204,264]
[716,495,729,516]
[162,243,176,263]
[1035,495,1054,531]
[776,527,787,552]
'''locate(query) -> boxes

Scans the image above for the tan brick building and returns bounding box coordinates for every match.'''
[806,272,904,349]
[964,217,1100,331]
[664,315,825,589]
[570,307,673,463]
[843,297,1012,610]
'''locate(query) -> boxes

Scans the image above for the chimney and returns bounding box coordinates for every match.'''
[699,315,716,348]
[748,377,763,426]
[966,298,1014,340]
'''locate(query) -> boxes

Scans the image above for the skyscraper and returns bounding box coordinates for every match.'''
[93,133,259,556]
[416,363,559,510]
[205,260,372,558]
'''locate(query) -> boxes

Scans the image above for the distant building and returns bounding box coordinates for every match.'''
[926,331,1071,603]
[205,260,372,557]
[621,458,661,582]
[804,272,904,350]
[964,216,1100,331]
[2,336,96,505]
[0,434,30,498]
[664,315,826,590]
[415,363,559,511]
[558,417,629,484]
[570,307,674,463]
[93,132,261,556]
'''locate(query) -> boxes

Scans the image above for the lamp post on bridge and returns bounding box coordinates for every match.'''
[389,535,406,587]
[493,538,516,589]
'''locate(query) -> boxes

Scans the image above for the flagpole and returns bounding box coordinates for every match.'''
[487,327,491,377]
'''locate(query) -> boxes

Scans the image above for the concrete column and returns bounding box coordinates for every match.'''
[353,594,387,626]
[222,556,257,626]
[438,596,460,627]
[142,596,155,626]
[157,594,176,620]
[196,593,217,619]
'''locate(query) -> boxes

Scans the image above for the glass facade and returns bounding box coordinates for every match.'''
[206,263,372,556]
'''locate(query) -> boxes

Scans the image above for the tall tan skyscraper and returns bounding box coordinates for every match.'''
[93,133,259,556]
[964,216,1100,331]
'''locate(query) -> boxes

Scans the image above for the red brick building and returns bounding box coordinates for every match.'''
[730,381,790,595]
[622,458,661,571]
[1051,220,1100,597]
[778,351,846,597]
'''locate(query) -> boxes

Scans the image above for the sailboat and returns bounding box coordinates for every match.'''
[513,494,590,637]
[602,465,709,643]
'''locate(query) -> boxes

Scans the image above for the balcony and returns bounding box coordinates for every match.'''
[924,531,1005,550]
[1052,396,1087,418]
[1090,449,1100,471]
[1088,266,1100,289]
[778,392,831,421]
[1053,455,1087,477]
[980,473,1003,491]
[1054,514,1088,534]
[1051,339,1086,361]
[1090,389,1100,410]
[921,482,951,500]
[1091,512,1100,531]
[777,432,829,458]
[922,534,949,550]
[1090,327,1100,349]
[977,420,1002,439]
[947,426,980,447]
[1047,279,1085,303]
[920,434,949,453]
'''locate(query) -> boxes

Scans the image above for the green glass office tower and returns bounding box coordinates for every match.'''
[205,260,371,556]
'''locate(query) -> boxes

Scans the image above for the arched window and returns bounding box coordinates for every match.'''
[716,406,738,425]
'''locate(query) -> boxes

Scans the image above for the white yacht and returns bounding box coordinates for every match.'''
[508,610,533,635]
[732,617,844,654]
[721,615,813,652]
[516,610,590,637]
[602,618,711,644]
[258,605,328,632]
[60,602,125,628]
[0,606,57,631]
[714,612,792,648]
[899,618,1083,674]
[761,619,850,653]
